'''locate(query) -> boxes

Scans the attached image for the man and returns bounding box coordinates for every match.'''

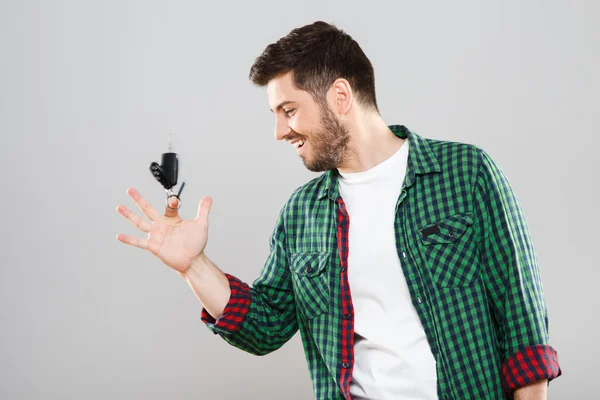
[116,21,562,400]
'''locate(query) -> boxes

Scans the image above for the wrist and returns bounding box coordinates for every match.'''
[178,253,208,278]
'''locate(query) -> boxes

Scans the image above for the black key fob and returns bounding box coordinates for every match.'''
[149,152,178,190]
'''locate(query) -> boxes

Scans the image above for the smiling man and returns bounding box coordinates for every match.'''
[117,20,562,400]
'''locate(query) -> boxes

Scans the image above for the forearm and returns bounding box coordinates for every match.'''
[187,253,298,356]
[178,253,231,320]
[513,379,548,400]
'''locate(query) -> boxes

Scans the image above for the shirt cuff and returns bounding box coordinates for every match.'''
[501,343,562,397]
[200,273,251,335]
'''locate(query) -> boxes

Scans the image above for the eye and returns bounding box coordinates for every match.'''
[284,108,296,117]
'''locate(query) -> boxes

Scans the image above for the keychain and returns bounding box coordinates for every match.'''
[148,133,186,210]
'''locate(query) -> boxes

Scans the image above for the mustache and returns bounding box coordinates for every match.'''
[286,133,305,142]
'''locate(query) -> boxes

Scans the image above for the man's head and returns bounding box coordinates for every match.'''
[249,21,379,172]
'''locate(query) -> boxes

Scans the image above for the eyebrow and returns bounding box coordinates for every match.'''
[270,100,296,113]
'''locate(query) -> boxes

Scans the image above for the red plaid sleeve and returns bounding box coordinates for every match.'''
[200,273,251,334]
[501,343,562,397]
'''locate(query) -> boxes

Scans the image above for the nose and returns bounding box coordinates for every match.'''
[274,116,291,141]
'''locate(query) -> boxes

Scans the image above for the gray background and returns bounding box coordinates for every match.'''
[1,1,597,399]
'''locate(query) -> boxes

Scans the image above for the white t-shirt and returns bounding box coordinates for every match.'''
[338,139,438,400]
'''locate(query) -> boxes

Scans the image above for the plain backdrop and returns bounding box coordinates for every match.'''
[1,1,598,399]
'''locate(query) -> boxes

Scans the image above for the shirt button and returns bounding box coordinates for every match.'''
[417,296,423,304]
[402,251,407,259]
[343,313,351,320]
[340,266,346,272]
[306,266,313,273]
[342,362,350,368]
[449,231,455,238]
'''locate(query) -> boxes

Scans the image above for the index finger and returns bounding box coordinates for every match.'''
[127,187,161,222]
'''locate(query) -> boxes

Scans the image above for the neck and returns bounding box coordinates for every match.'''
[337,113,406,174]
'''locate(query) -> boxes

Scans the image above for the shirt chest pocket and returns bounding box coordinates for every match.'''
[289,251,331,320]
[418,212,480,287]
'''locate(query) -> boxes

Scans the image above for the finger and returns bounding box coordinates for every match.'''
[116,204,152,233]
[127,188,161,222]
[116,233,149,250]
[164,196,180,218]
[195,196,212,221]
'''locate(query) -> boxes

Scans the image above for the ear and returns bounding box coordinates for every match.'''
[330,78,353,115]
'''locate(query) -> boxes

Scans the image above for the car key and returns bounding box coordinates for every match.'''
[148,133,186,210]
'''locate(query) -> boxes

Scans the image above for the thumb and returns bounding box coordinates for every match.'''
[196,196,212,222]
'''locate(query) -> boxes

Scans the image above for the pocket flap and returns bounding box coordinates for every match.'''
[419,212,474,245]
[290,251,329,277]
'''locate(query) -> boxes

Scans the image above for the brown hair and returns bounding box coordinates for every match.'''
[249,21,379,113]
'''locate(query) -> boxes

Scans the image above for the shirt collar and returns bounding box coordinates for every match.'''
[317,124,441,201]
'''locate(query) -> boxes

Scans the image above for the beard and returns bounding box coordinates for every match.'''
[301,106,352,172]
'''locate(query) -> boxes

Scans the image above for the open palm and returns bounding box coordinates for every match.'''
[116,187,212,273]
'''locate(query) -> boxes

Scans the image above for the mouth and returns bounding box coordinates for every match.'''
[291,138,306,150]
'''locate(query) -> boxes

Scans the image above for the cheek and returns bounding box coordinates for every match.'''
[288,119,303,135]
[291,116,315,138]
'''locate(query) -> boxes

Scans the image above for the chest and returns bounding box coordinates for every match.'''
[287,169,481,290]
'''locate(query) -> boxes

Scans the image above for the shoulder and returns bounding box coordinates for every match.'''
[273,172,328,224]
[287,173,327,207]
[423,135,494,180]
[427,136,483,164]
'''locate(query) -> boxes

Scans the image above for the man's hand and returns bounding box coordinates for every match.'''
[513,379,548,400]
[116,187,213,274]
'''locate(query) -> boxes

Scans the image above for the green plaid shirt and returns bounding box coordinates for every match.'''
[201,125,562,399]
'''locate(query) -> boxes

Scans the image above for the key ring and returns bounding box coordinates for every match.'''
[166,181,186,210]
[166,194,182,210]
